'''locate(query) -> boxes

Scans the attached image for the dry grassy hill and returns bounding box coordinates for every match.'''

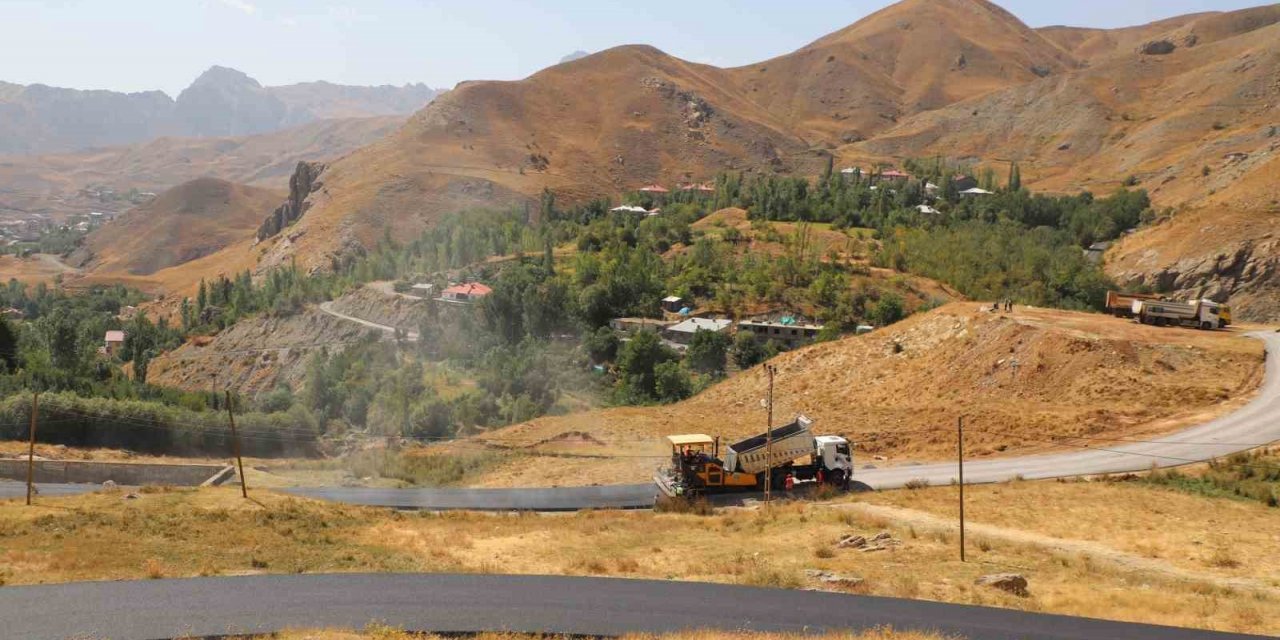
[443,303,1264,487]
[253,45,816,272]
[71,178,282,277]
[727,0,1076,143]
[843,4,1280,319]
[21,1,1277,322]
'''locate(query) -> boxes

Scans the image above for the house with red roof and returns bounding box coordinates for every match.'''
[440,282,492,303]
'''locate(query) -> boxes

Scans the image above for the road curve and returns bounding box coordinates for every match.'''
[5,334,1278,509]
[856,331,1280,489]
[0,573,1268,640]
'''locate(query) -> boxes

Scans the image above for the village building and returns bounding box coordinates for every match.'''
[663,317,732,346]
[960,187,994,197]
[439,282,492,303]
[916,204,939,215]
[609,317,674,335]
[409,283,435,298]
[637,184,669,195]
[1,307,25,320]
[661,295,687,313]
[739,318,825,350]
[103,330,126,357]
[877,169,911,181]
[951,175,979,191]
[1083,241,1112,263]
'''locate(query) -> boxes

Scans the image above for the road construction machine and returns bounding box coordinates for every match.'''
[655,415,853,498]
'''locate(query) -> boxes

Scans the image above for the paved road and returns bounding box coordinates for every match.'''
[5,333,1278,509]
[0,573,1268,640]
[855,331,1280,489]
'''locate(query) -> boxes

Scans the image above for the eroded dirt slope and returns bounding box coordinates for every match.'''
[453,303,1265,487]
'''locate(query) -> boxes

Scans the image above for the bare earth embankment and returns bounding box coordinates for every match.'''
[445,303,1265,488]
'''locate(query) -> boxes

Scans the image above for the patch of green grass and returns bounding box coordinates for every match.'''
[1136,450,1280,507]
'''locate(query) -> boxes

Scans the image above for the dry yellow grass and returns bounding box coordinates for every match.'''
[0,254,78,285]
[451,303,1265,487]
[2,480,1278,635]
[245,629,948,640]
[247,629,952,640]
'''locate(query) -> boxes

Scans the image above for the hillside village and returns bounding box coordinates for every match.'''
[0,1,1279,639]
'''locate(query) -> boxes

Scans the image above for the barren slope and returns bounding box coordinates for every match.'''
[146,307,378,397]
[849,4,1280,319]
[451,303,1264,487]
[0,116,404,221]
[726,0,1076,143]
[254,45,814,272]
[72,178,281,276]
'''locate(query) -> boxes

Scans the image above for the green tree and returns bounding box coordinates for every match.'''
[584,326,620,363]
[732,330,766,369]
[0,316,17,373]
[685,329,730,375]
[654,361,693,403]
[1008,162,1022,192]
[869,294,905,326]
[616,330,677,401]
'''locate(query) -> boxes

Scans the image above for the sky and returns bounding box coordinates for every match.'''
[0,0,1268,96]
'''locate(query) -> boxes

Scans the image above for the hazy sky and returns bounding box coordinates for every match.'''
[0,0,1268,95]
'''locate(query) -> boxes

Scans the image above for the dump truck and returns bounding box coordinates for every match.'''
[654,415,853,498]
[1132,298,1222,330]
[1105,291,1163,318]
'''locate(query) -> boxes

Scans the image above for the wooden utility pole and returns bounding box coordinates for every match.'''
[25,391,38,506]
[224,390,248,499]
[958,415,966,562]
[764,364,775,504]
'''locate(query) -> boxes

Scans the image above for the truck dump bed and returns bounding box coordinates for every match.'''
[724,415,814,475]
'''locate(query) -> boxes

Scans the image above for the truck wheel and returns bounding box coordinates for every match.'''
[829,469,847,490]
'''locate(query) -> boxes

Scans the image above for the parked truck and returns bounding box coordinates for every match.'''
[654,415,853,498]
[1105,291,1162,318]
[1108,291,1232,327]
[1132,298,1223,330]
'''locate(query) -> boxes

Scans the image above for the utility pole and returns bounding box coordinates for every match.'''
[224,390,248,499]
[25,391,38,506]
[764,364,775,504]
[958,415,966,562]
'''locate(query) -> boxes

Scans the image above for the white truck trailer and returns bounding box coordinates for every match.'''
[1132,299,1222,330]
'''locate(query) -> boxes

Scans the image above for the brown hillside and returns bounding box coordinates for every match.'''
[74,178,282,276]
[450,303,1264,488]
[845,4,1280,318]
[0,116,403,221]
[254,45,815,272]
[726,0,1076,143]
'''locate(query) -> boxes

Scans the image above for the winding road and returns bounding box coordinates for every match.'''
[0,573,1269,640]
[3,333,1278,508]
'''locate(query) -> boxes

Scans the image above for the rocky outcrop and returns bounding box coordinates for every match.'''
[976,573,1029,596]
[257,161,326,241]
[1111,236,1280,322]
[1139,40,1177,55]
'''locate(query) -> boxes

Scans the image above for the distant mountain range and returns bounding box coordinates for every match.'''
[0,66,441,155]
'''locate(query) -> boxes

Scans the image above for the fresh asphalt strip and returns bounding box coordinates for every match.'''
[0,573,1271,640]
